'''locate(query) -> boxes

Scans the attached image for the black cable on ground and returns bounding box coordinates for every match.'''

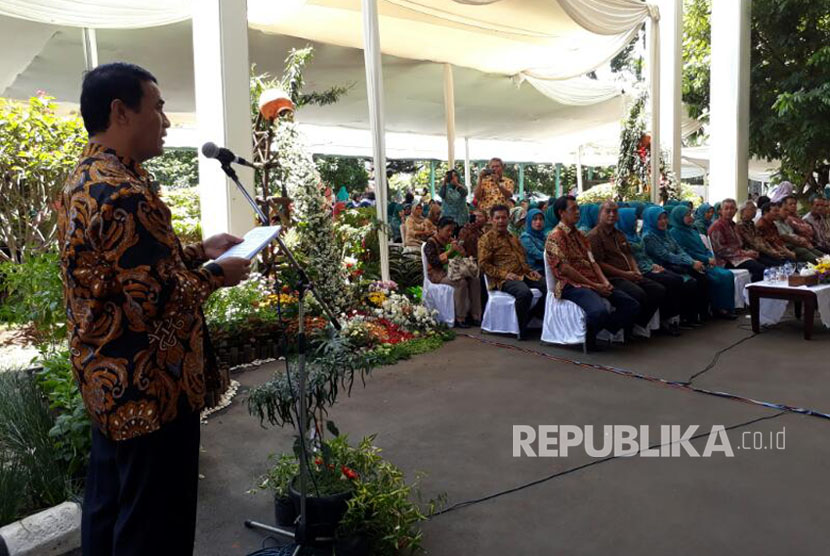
[685,331,758,384]
[430,411,786,519]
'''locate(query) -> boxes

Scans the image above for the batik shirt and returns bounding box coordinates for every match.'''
[546,221,601,298]
[804,212,830,250]
[57,143,226,441]
[478,228,531,289]
[476,176,514,215]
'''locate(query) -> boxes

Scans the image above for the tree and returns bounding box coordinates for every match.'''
[143,148,198,189]
[683,0,830,199]
[0,96,87,263]
[314,155,369,195]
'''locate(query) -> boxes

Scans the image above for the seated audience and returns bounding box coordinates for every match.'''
[404,203,435,249]
[424,217,482,328]
[576,204,600,233]
[616,208,699,329]
[782,195,830,255]
[459,209,487,260]
[509,206,527,237]
[708,198,767,282]
[642,207,711,325]
[693,203,715,235]
[588,202,678,336]
[520,208,546,274]
[737,201,793,266]
[759,201,821,263]
[804,195,830,253]
[546,196,639,350]
[668,205,737,319]
[479,204,546,340]
[427,201,442,227]
[753,196,770,223]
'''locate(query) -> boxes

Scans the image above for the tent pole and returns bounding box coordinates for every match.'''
[82,28,98,70]
[648,9,662,204]
[576,146,584,194]
[443,64,456,168]
[429,160,436,199]
[518,163,525,198]
[361,0,390,281]
[464,137,471,188]
[555,163,562,197]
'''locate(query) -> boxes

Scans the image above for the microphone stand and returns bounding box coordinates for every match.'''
[216,163,341,554]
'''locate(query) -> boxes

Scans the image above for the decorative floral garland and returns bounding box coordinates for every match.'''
[273,121,351,314]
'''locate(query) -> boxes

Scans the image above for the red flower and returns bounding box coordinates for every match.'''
[314,457,323,467]
[341,466,359,480]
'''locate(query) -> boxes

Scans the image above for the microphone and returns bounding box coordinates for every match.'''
[201,142,258,169]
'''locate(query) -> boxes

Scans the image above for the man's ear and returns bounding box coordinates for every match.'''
[109,98,130,128]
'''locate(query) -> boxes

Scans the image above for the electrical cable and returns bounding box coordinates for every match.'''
[685,331,758,384]
[461,333,830,421]
[431,411,786,519]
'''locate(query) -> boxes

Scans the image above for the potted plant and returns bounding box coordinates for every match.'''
[254,453,298,526]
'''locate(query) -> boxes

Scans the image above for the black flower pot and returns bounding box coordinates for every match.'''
[334,534,370,556]
[288,476,353,541]
[274,495,297,527]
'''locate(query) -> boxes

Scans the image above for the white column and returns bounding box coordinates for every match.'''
[657,0,682,180]
[192,0,255,238]
[81,28,98,70]
[463,137,471,187]
[710,0,751,203]
[443,64,456,168]
[361,0,390,281]
[576,145,584,194]
[648,10,661,204]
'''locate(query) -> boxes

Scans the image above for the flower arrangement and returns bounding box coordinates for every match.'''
[808,255,830,283]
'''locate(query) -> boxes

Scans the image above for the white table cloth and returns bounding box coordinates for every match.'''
[744,282,830,328]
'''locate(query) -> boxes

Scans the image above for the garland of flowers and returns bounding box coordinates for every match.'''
[273,120,350,314]
[615,92,679,202]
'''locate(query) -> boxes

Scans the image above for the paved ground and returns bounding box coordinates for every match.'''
[195,312,830,555]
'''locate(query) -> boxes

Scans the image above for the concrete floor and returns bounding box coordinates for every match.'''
[195,313,830,555]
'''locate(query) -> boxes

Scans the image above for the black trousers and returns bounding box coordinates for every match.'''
[727,259,766,282]
[500,277,547,336]
[644,269,687,320]
[757,254,787,267]
[609,276,665,327]
[560,284,640,338]
[82,409,200,556]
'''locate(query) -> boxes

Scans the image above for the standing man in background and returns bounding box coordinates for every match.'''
[58,63,251,556]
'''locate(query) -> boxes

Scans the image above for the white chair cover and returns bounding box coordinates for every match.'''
[420,243,455,326]
[633,309,661,338]
[541,261,624,346]
[481,274,542,338]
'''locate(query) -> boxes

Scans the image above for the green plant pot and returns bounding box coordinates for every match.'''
[334,534,370,556]
[288,476,352,541]
[274,494,297,527]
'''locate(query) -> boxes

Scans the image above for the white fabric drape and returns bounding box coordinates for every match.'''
[443,64,456,168]
[0,0,190,28]
[361,0,390,282]
[556,0,655,35]
[517,74,622,106]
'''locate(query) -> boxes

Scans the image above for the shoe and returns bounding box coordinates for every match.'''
[661,324,681,337]
[467,317,482,327]
[715,310,738,320]
[455,321,470,329]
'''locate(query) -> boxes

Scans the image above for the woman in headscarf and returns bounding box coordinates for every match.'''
[576,203,600,233]
[387,198,403,242]
[520,208,546,274]
[769,181,794,203]
[427,202,442,227]
[616,208,699,328]
[642,206,710,325]
[692,203,715,235]
[667,205,737,319]
[508,206,527,236]
[404,202,435,249]
[439,169,469,228]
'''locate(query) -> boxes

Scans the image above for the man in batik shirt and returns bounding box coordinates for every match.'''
[474,157,515,215]
[59,63,251,555]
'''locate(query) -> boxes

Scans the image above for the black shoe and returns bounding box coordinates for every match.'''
[455,321,470,329]
[466,316,482,327]
[661,323,681,337]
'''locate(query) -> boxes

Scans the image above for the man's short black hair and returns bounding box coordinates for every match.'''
[490,204,509,217]
[761,201,780,214]
[553,195,577,220]
[782,195,797,204]
[757,195,770,207]
[437,216,456,229]
[80,62,157,135]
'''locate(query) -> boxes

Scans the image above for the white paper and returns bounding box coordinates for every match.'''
[214,226,281,261]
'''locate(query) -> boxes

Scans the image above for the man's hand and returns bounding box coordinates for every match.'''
[203,233,244,260]
[708,258,716,266]
[594,282,614,296]
[693,260,705,272]
[651,264,664,273]
[625,270,641,281]
[505,272,522,281]
[216,257,251,287]
[528,270,542,281]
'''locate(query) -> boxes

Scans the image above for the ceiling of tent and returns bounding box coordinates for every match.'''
[0,14,627,159]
